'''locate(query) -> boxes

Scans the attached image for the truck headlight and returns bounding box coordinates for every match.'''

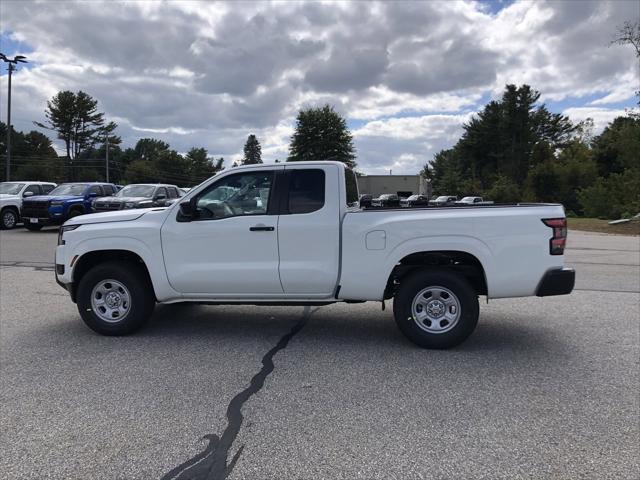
[58,224,80,245]
[124,202,136,208]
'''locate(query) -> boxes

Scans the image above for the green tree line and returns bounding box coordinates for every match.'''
[422,84,639,219]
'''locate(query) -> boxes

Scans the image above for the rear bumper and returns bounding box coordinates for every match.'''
[536,268,575,297]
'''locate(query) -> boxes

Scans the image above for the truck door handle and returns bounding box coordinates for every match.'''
[249,226,274,232]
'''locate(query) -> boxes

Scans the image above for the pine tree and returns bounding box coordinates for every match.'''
[242,134,262,164]
[288,104,357,169]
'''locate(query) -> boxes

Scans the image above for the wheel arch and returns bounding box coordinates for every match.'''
[71,249,156,302]
[384,250,488,300]
[67,203,85,215]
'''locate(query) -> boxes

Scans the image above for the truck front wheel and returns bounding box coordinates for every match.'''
[1,208,18,230]
[76,261,155,335]
[393,270,479,349]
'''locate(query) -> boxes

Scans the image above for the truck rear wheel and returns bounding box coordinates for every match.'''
[393,269,479,349]
[76,261,155,335]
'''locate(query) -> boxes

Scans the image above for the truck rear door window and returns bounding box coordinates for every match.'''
[287,169,325,214]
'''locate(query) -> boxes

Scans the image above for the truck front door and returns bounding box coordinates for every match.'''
[161,168,283,295]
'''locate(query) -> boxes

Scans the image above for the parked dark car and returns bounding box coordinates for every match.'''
[401,194,430,207]
[359,194,373,208]
[373,193,400,207]
[21,182,117,230]
[93,184,183,211]
[430,195,458,206]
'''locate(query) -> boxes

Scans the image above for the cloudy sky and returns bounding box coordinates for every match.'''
[0,0,638,174]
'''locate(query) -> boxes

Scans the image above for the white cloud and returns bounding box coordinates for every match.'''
[563,107,630,132]
[0,0,636,174]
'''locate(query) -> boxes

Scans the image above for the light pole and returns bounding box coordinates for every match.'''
[0,53,28,181]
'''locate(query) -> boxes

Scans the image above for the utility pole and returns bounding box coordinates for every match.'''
[105,132,110,183]
[0,53,27,181]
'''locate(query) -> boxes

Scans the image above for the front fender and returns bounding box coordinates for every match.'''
[60,235,179,302]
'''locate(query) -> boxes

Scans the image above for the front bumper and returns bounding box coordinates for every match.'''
[21,216,60,226]
[54,244,76,301]
[536,268,575,297]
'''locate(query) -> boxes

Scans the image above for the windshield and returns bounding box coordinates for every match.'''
[407,195,419,200]
[49,184,88,196]
[0,183,25,195]
[435,196,450,201]
[117,185,155,198]
[460,197,475,202]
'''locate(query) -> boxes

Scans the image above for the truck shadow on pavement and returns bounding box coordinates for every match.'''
[140,303,566,357]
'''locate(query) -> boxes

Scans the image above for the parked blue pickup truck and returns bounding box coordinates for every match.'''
[21,182,118,230]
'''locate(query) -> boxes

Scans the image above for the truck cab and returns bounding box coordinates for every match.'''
[21,182,118,230]
[0,181,57,230]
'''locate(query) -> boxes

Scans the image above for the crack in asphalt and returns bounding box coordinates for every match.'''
[161,306,314,480]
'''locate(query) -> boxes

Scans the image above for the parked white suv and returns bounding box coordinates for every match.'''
[55,162,574,349]
[0,181,56,229]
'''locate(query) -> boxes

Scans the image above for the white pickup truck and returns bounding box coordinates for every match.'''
[55,161,574,349]
[0,181,57,229]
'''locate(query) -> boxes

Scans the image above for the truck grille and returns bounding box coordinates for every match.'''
[22,201,50,217]
[94,201,122,211]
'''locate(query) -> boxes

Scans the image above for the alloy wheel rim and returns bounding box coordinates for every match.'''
[3,211,16,228]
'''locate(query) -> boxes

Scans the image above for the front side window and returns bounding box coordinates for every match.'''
[155,187,168,199]
[88,185,103,196]
[194,171,274,220]
[287,169,325,214]
[24,184,41,196]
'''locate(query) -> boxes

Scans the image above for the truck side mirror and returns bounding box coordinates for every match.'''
[23,191,34,197]
[178,199,198,222]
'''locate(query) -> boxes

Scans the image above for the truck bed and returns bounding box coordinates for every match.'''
[338,203,566,301]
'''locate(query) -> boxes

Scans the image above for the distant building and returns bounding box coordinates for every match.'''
[357,175,429,198]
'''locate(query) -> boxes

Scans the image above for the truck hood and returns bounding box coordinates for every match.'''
[24,195,84,202]
[65,209,149,225]
[94,196,150,203]
[0,193,20,203]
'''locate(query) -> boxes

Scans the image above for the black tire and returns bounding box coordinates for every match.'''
[393,269,479,349]
[67,209,83,219]
[24,223,43,231]
[1,208,19,230]
[76,260,155,335]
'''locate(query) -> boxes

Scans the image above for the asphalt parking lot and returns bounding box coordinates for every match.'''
[1,227,638,480]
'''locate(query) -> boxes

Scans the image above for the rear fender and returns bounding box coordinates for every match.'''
[383,236,494,298]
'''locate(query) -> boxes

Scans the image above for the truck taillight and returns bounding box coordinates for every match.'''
[542,218,567,255]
